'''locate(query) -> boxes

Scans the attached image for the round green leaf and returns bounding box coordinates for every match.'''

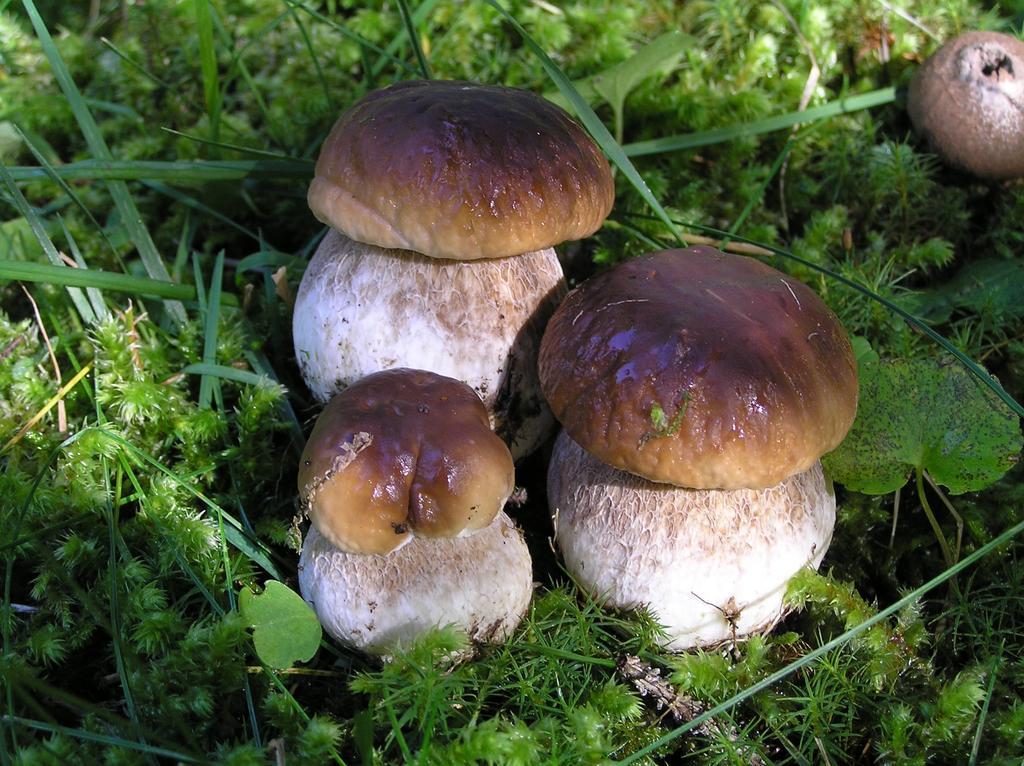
[239,580,322,669]
[823,358,1022,495]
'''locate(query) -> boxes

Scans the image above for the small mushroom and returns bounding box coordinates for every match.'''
[908,30,1024,180]
[294,80,614,459]
[540,247,858,649]
[297,368,532,656]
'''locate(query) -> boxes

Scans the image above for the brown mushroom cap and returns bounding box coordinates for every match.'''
[307,80,615,261]
[908,31,1024,180]
[538,247,858,490]
[298,368,515,555]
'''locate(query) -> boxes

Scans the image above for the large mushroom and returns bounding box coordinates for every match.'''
[908,30,1024,180]
[539,247,858,649]
[297,368,533,656]
[294,80,614,459]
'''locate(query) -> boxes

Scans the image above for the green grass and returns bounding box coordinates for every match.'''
[3,0,1024,763]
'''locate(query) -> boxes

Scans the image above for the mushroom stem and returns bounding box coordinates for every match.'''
[293,229,565,460]
[299,511,533,657]
[548,431,835,650]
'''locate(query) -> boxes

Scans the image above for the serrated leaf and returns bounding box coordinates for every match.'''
[823,358,1022,495]
[239,580,321,669]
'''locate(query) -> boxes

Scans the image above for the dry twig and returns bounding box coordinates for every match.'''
[616,654,766,765]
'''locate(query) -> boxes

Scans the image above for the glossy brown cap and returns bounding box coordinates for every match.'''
[308,80,614,260]
[538,247,858,490]
[298,369,515,555]
[908,31,1024,180]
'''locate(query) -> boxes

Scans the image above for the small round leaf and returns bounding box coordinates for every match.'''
[239,580,322,669]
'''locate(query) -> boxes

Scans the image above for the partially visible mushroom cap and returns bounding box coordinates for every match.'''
[308,80,615,261]
[908,31,1024,180]
[538,247,858,490]
[299,369,515,555]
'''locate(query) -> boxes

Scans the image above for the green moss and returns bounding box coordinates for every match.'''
[2,0,1024,762]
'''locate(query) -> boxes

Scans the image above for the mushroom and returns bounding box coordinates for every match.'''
[539,247,858,649]
[294,80,614,459]
[908,30,1024,180]
[297,368,533,655]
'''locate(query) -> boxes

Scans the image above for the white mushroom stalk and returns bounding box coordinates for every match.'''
[548,432,835,650]
[293,229,564,460]
[300,512,532,656]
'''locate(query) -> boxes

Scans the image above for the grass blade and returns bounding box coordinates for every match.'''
[0,363,93,454]
[0,161,95,323]
[283,0,331,104]
[20,0,187,324]
[235,251,304,281]
[198,252,225,409]
[160,127,306,161]
[194,0,222,141]
[143,180,263,243]
[102,466,147,760]
[396,0,432,79]
[13,123,121,263]
[4,159,312,183]
[722,138,793,246]
[2,716,200,763]
[482,0,686,247]
[283,0,418,79]
[181,363,278,388]
[623,87,896,157]
[371,0,442,79]
[0,260,239,307]
[244,351,305,456]
[98,36,170,87]
[58,220,110,321]
[968,649,1001,765]
[19,427,287,579]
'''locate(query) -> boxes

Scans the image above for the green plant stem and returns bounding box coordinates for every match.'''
[969,647,1002,766]
[722,138,793,247]
[3,159,311,182]
[924,470,964,562]
[396,0,432,79]
[0,260,240,308]
[385,701,414,762]
[519,643,617,667]
[194,0,221,141]
[1,716,200,763]
[916,466,956,570]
